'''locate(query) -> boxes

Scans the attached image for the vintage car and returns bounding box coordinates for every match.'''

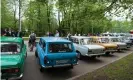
[119,36,132,48]
[91,36,117,55]
[35,37,78,72]
[101,37,127,51]
[1,37,27,80]
[69,36,105,59]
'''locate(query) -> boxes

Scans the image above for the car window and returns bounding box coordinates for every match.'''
[39,39,46,51]
[49,43,73,53]
[42,41,46,51]
[111,38,120,42]
[1,42,21,54]
[72,38,79,44]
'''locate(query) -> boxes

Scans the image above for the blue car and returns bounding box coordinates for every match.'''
[35,37,78,72]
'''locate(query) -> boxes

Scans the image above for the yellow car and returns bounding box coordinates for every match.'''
[90,36,117,55]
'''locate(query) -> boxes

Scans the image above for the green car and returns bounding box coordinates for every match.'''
[1,37,27,80]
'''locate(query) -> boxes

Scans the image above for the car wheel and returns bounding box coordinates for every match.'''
[40,67,44,72]
[25,52,27,58]
[17,78,22,80]
[90,56,96,59]
[105,52,110,55]
[117,49,121,52]
[35,50,38,57]
[77,52,82,60]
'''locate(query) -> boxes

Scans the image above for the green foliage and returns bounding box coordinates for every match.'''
[1,0,14,29]
[1,0,133,36]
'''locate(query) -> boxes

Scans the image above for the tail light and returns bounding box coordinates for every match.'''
[5,68,19,73]
[44,56,48,64]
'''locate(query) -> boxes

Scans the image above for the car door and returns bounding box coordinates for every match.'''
[20,40,26,73]
[37,39,46,65]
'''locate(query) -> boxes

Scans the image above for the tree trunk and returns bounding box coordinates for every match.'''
[46,2,51,32]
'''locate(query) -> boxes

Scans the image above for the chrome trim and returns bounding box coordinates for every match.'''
[9,73,23,80]
[88,53,105,57]
[42,63,78,69]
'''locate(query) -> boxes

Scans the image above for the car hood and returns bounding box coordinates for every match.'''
[99,43,117,48]
[124,40,132,43]
[1,55,21,69]
[84,45,104,49]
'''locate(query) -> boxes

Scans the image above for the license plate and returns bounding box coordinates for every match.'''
[56,60,68,64]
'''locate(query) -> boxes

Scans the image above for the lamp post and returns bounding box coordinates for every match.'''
[19,0,21,31]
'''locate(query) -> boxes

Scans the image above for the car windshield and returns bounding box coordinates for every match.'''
[111,38,120,42]
[1,42,21,54]
[49,43,73,53]
[80,38,93,45]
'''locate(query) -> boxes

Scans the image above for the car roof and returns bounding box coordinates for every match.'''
[71,36,91,39]
[1,36,22,43]
[41,37,71,43]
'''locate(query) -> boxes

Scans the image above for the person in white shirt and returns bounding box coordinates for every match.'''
[55,30,59,37]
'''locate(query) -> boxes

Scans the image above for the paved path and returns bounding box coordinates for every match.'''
[22,41,133,80]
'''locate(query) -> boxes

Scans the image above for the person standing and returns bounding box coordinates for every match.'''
[67,32,72,40]
[55,30,59,37]
[17,30,23,38]
[29,32,36,51]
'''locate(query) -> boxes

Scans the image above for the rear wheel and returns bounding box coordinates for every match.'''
[90,56,96,59]
[117,49,121,52]
[35,50,38,57]
[17,78,22,80]
[77,51,82,60]
[40,66,44,72]
[105,52,110,55]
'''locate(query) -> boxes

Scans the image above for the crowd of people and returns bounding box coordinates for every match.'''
[1,28,23,38]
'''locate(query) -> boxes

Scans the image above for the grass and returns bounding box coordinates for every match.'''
[75,53,133,80]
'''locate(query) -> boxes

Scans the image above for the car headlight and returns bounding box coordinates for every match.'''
[88,49,92,52]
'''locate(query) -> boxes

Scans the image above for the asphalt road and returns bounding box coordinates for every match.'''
[22,41,133,80]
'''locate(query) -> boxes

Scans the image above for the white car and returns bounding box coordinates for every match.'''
[103,37,127,51]
[70,36,105,59]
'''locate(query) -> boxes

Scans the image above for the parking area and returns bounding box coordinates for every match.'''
[22,41,133,80]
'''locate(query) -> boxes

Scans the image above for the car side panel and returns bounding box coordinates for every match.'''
[73,43,88,56]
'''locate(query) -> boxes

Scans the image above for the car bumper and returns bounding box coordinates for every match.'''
[42,63,78,69]
[1,73,23,80]
[105,50,117,53]
[118,46,127,50]
[126,43,132,48]
[86,53,105,57]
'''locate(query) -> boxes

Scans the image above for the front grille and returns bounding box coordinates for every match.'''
[107,48,115,50]
[92,49,104,54]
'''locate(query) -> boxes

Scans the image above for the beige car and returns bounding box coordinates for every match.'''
[91,36,117,55]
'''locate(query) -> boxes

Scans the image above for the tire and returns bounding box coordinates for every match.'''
[38,58,44,72]
[17,78,22,80]
[67,65,73,69]
[40,66,44,72]
[117,49,121,52]
[35,50,38,57]
[105,52,110,55]
[90,56,96,59]
[26,52,27,57]
[77,51,82,60]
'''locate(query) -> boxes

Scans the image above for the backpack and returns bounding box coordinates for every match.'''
[30,34,36,40]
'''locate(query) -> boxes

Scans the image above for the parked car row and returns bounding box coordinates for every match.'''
[1,36,132,80]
